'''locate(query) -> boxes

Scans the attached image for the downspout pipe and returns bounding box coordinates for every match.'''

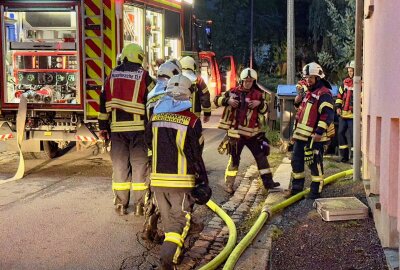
[199,200,237,270]
[222,169,354,270]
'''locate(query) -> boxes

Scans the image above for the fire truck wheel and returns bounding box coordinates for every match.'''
[22,152,38,160]
[34,141,59,160]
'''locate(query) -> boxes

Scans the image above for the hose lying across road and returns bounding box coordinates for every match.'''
[0,96,27,184]
[203,169,354,270]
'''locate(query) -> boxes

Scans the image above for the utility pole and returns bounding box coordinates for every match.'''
[287,0,295,84]
[249,0,254,69]
[353,0,364,181]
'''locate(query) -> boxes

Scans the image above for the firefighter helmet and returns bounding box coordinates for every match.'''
[165,74,192,100]
[346,60,355,69]
[191,183,212,205]
[166,58,182,71]
[157,61,182,78]
[180,56,197,72]
[120,43,145,64]
[240,68,258,81]
[302,62,325,79]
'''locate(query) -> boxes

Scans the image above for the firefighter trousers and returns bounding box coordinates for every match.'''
[154,190,195,270]
[291,139,325,196]
[110,131,149,208]
[225,135,273,190]
[338,117,353,160]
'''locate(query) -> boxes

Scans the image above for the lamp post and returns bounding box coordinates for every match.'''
[249,0,254,69]
[287,0,295,84]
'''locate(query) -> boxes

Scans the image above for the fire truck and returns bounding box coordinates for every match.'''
[0,0,194,159]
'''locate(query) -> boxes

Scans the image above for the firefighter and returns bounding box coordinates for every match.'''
[180,56,212,123]
[98,43,155,216]
[290,62,335,199]
[214,67,280,194]
[335,60,355,163]
[145,74,211,269]
[141,60,182,242]
[146,60,182,118]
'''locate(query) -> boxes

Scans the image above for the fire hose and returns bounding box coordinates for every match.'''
[0,96,27,184]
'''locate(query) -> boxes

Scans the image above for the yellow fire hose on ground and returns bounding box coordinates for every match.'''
[199,199,237,270]
[222,169,354,270]
[0,96,27,184]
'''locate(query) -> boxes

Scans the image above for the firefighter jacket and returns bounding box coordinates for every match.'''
[292,80,335,142]
[335,77,354,119]
[214,85,268,138]
[145,110,207,192]
[98,62,155,133]
[183,71,212,118]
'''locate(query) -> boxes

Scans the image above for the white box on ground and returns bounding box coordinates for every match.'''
[313,196,369,221]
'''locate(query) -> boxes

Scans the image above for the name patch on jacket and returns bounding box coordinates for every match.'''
[152,113,190,125]
[111,70,144,81]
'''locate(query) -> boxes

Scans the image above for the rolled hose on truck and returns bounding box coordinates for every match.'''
[199,169,353,270]
[0,96,27,184]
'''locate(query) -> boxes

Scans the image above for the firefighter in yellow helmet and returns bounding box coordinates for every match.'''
[335,60,355,163]
[145,74,211,269]
[98,43,155,215]
[290,62,335,199]
[214,67,280,194]
[180,56,212,123]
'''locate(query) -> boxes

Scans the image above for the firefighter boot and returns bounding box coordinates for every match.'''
[115,204,128,216]
[134,202,145,216]
[224,176,235,194]
[290,179,305,196]
[308,181,321,200]
[261,173,280,190]
[340,148,349,163]
[142,213,162,243]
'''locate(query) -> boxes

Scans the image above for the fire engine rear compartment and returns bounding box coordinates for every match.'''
[0,2,94,157]
[1,3,83,111]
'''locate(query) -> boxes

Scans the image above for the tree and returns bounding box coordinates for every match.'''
[311,0,355,82]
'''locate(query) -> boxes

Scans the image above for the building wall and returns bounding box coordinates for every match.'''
[363,0,400,248]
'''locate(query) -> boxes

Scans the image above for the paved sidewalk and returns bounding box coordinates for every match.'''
[178,157,293,270]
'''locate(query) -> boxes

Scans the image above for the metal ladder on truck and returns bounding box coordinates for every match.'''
[82,0,105,123]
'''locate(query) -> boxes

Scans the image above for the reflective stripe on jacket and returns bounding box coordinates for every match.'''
[214,85,268,138]
[293,82,334,142]
[98,62,155,132]
[145,110,206,190]
[335,77,354,119]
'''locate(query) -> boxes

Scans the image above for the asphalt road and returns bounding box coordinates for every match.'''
[0,124,255,269]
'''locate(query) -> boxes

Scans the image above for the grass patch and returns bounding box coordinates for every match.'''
[341,220,361,228]
[270,226,284,241]
[237,204,264,234]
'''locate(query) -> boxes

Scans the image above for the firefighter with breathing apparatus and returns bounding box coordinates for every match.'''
[146,59,182,118]
[180,56,212,123]
[144,74,211,269]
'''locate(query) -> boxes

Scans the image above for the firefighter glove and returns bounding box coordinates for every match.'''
[191,183,212,205]
[304,139,315,166]
[217,135,230,155]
